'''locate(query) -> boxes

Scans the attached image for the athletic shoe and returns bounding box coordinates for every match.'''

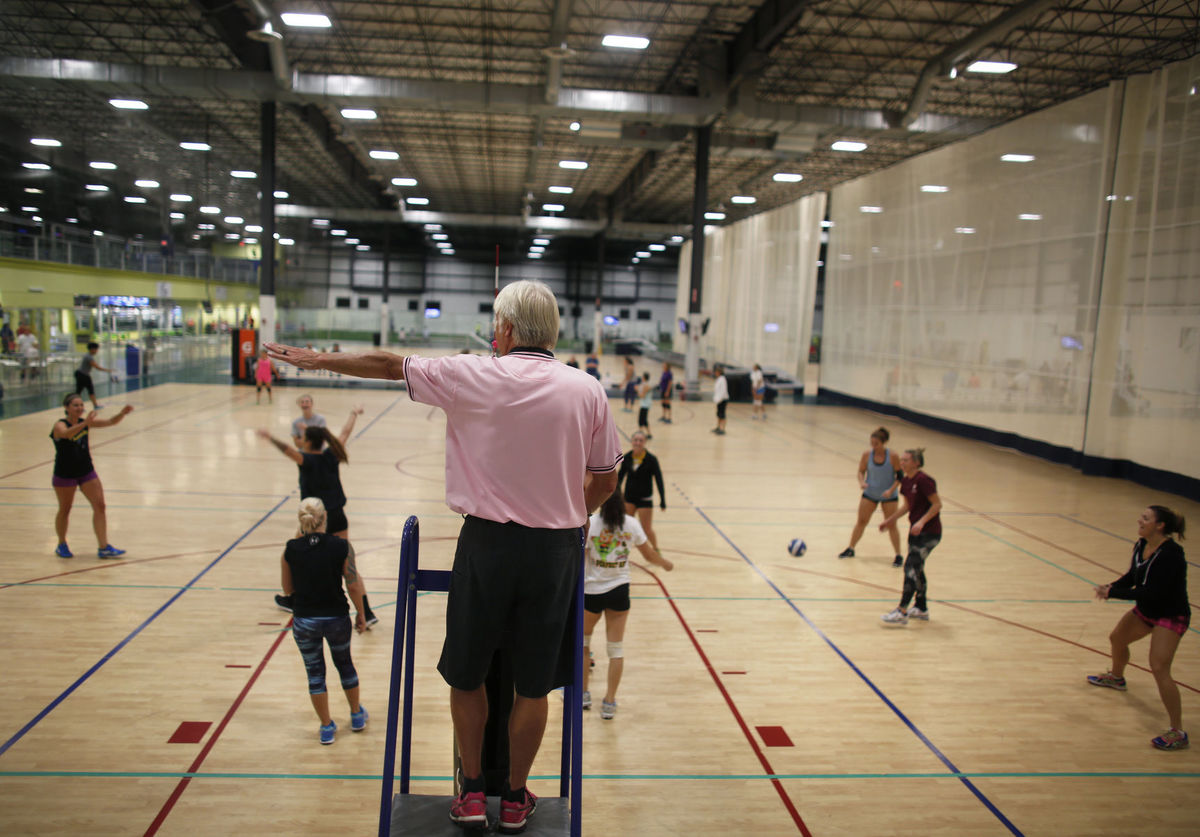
[499,788,537,833]
[54,543,73,558]
[97,544,126,559]
[274,594,293,613]
[448,789,488,829]
[319,721,336,745]
[364,612,380,629]
[907,607,929,620]
[892,555,904,567]
[581,690,591,710]
[881,607,908,625]
[600,700,617,720]
[838,547,855,559]
[1086,671,1127,691]
[1152,728,1189,750]
[351,706,368,732]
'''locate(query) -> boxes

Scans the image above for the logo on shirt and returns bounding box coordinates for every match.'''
[591,529,630,569]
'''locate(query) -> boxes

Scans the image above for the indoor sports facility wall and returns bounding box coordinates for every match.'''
[674,192,826,376]
[821,53,1200,490]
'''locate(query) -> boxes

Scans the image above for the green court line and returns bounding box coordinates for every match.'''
[2,769,1197,781]
[971,527,1098,586]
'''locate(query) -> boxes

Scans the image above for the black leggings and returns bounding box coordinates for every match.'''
[900,533,941,611]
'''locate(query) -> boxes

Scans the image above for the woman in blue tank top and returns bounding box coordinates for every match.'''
[837,427,904,566]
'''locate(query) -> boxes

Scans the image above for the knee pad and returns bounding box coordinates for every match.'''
[606,641,624,660]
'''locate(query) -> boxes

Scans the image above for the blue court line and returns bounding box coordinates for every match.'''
[683,495,1024,836]
[354,395,404,440]
[3,769,1197,781]
[0,494,292,760]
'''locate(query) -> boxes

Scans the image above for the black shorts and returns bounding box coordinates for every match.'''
[637,407,649,426]
[624,496,653,510]
[325,505,349,535]
[584,583,630,614]
[74,371,94,397]
[716,399,728,419]
[437,516,582,698]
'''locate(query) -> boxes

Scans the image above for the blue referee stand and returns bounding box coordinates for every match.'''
[378,516,585,836]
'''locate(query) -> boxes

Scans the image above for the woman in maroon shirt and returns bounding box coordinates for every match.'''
[878,448,942,625]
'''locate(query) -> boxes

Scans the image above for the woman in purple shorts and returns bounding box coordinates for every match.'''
[50,393,133,559]
[1088,504,1189,751]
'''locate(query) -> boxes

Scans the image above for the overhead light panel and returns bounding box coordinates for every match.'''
[21,205,39,212]
[341,108,377,120]
[279,238,295,245]
[356,245,369,251]
[345,238,359,244]
[542,203,565,212]
[602,35,650,50]
[369,150,400,160]
[124,196,147,204]
[773,172,803,182]
[558,160,588,170]
[569,121,581,132]
[704,211,725,220]
[281,12,332,27]
[89,161,117,170]
[859,205,883,213]
[273,190,289,199]
[391,177,418,187]
[170,193,193,202]
[22,162,51,170]
[831,140,867,152]
[920,185,949,193]
[330,229,347,236]
[548,186,574,194]
[245,224,263,233]
[431,233,448,240]
[244,238,259,244]
[954,226,976,234]
[730,195,756,204]
[169,212,185,220]
[199,205,221,214]
[197,223,216,230]
[529,246,545,253]
[312,218,330,226]
[135,179,160,188]
[533,238,550,245]
[225,233,241,240]
[636,251,651,258]
[423,224,442,231]
[649,244,665,251]
[30,138,61,147]
[225,216,244,225]
[442,249,455,255]
[669,235,683,243]
[1001,153,1035,163]
[967,60,1018,74]
[230,170,257,179]
[180,141,211,151]
[110,98,149,110]
[1018,213,1043,221]
[406,197,430,205]
[528,253,543,259]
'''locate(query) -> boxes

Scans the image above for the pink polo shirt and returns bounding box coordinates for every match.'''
[404,349,622,529]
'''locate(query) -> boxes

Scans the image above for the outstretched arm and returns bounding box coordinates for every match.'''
[264,343,406,381]
[338,405,365,446]
[257,429,304,464]
[89,404,134,428]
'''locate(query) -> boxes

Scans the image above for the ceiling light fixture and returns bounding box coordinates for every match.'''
[170,193,193,201]
[135,179,160,188]
[391,177,418,187]
[954,226,976,234]
[356,245,370,251]
[542,203,565,212]
[831,140,868,152]
[345,238,360,245]
[30,138,61,147]
[330,229,347,236]
[423,224,443,231]
[704,211,725,220]
[431,233,448,240]
[199,205,221,214]
[180,141,211,151]
[1001,153,1035,163]
[920,185,949,193]
[669,235,683,243]
[245,224,263,233]
[548,186,574,194]
[279,238,295,245]
[859,205,884,213]
[558,160,588,170]
[602,34,650,49]
[273,190,289,199]
[225,216,244,224]
[24,188,43,194]
[109,98,149,110]
[1018,213,1042,221]
[124,196,147,204]
[369,150,400,160]
[22,162,51,170]
[89,161,117,170]
[773,172,803,182]
[281,12,332,27]
[649,244,665,251]
[406,197,430,205]
[730,195,756,204]
[533,238,550,245]
[341,108,377,120]
[230,170,257,179]
[967,60,1018,74]
[312,218,330,226]
[569,121,581,132]
[636,251,651,258]
[169,212,185,220]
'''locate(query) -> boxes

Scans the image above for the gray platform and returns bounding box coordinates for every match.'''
[389,794,571,835]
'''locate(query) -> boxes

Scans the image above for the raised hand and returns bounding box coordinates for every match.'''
[264,342,321,370]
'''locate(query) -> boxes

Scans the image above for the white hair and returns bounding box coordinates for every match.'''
[493,280,560,350]
[296,497,327,536]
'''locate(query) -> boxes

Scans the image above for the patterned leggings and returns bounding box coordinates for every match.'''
[900,533,941,611]
[292,616,359,695]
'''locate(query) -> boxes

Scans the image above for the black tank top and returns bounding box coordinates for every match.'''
[285,532,350,618]
[50,419,94,478]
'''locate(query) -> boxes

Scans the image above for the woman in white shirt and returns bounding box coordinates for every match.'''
[583,489,673,719]
[750,363,766,420]
[711,364,729,435]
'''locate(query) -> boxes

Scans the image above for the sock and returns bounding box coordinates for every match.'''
[461,774,485,794]
[503,784,526,803]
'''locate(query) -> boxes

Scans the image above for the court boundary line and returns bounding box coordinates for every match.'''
[0,495,291,759]
[677,485,1025,837]
[353,395,403,440]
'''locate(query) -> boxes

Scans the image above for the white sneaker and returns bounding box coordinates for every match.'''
[581,690,591,710]
[600,700,617,720]
[881,607,908,625]
[907,607,929,620]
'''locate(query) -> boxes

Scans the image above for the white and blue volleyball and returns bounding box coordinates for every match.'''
[787,538,807,557]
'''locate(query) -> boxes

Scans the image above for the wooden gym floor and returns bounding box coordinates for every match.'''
[0,361,1196,836]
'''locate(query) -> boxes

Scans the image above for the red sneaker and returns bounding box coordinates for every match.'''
[448,789,488,830]
[499,788,537,833]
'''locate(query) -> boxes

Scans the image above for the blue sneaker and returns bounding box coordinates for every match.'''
[55,543,73,558]
[351,706,368,732]
[319,721,336,745]
[97,544,126,559]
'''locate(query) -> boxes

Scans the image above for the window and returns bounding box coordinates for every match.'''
[619,308,630,319]
[357,298,369,309]
[407,299,419,311]
[478,302,493,314]
[335,297,351,309]
[636,309,652,320]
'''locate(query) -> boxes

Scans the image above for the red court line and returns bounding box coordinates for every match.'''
[636,564,811,836]
[144,620,293,836]
[771,562,1200,695]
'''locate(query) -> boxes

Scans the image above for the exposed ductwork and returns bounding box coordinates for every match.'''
[888,0,1061,129]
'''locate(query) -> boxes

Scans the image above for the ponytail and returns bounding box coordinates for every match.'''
[305,425,348,464]
[599,489,626,530]
[906,447,926,467]
[1149,505,1186,540]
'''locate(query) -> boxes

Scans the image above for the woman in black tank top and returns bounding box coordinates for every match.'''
[50,393,133,559]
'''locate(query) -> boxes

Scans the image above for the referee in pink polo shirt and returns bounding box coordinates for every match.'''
[266,279,621,832]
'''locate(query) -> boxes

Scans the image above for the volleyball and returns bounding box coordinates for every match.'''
[788,538,807,557]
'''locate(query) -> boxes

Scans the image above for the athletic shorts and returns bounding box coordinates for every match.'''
[1132,606,1191,637]
[52,470,99,488]
[716,400,728,419]
[624,382,638,399]
[584,583,630,614]
[323,505,349,535]
[625,496,653,510]
[863,492,899,504]
[74,371,94,397]
[754,387,766,396]
[437,516,581,698]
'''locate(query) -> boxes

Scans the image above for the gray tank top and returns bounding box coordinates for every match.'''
[864,448,898,500]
